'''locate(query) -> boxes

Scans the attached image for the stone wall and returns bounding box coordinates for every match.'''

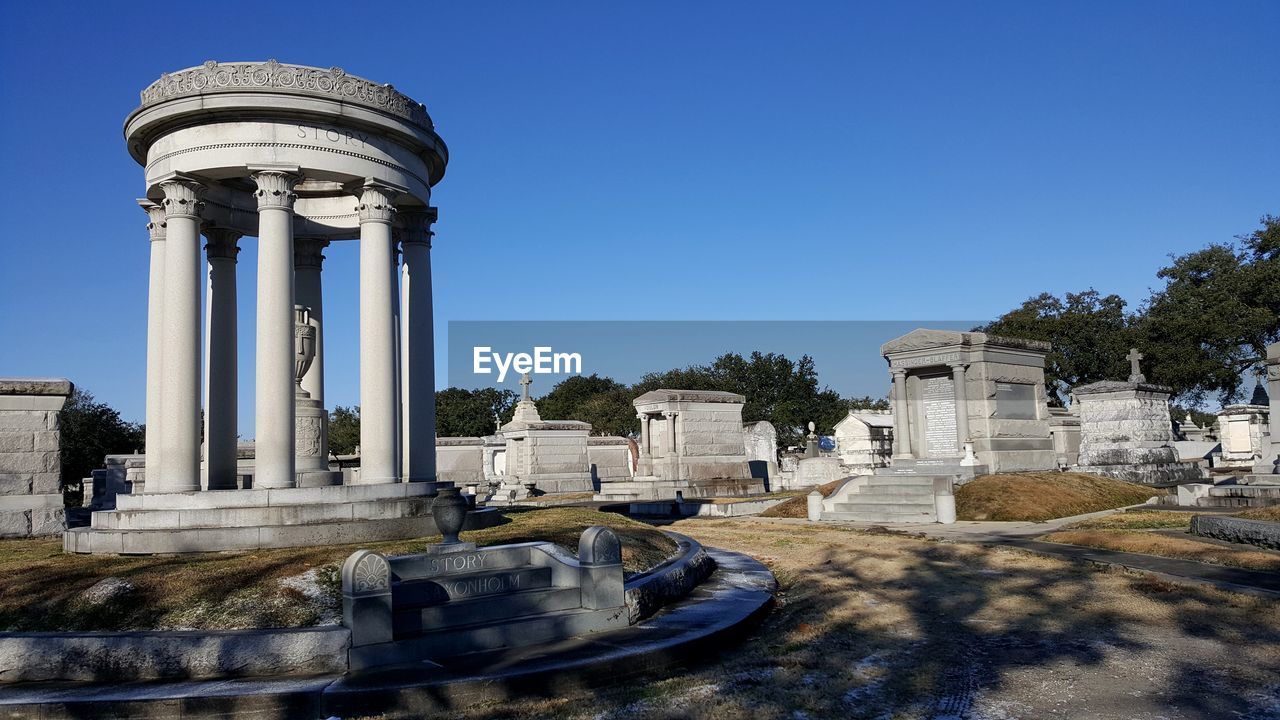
[588,437,633,485]
[0,379,73,538]
[436,437,485,488]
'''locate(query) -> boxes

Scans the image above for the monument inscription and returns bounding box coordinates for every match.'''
[921,375,957,456]
[994,382,1037,420]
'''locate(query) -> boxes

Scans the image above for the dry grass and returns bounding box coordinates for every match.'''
[519,492,598,505]
[1063,510,1193,531]
[1043,529,1280,571]
[759,479,848,518]
[956,472,1159,522]
[452,518,1280,719]
[0,507,675,632]
[1234,506,1280,522]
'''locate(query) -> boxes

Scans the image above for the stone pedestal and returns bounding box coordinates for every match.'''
[1072,380,1205,485]
[0,379,73,538]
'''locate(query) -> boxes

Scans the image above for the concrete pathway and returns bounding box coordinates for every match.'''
[752,505,1280,599]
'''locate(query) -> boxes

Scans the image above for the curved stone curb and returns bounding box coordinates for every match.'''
[0,549,776,719]
[1190,515,1280,550]
[624,531,716,623]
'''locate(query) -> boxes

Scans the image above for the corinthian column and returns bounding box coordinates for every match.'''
[156,176,205,492]
[356,182,400,484]
[400,208,437,489]
[139,200,166,490]
[203,227,241,490]
[251,168,300,489]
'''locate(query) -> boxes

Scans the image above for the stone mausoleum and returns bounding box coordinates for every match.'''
[880,329,1057,477]
[66,60,500,553]
[595,390,761,501]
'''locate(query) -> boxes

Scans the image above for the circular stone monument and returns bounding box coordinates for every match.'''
[65,61,499,554]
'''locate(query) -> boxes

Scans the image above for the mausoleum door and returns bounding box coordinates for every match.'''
[917,372,959,458]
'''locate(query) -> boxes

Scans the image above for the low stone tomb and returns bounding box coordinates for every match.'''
[342,525,626,669]
[1073,349,1205,485]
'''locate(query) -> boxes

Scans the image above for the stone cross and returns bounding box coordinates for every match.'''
[494,412,501,433]
[1127,348,1145,383]
[519,372,532,402]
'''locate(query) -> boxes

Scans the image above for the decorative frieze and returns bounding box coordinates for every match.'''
[139,60,435,132]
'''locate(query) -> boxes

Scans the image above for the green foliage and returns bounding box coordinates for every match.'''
[59,388,144,488]
[435,387,518,437]
[981,215,1279,406]
[977,289,1133,406]
[1136,215,1280,405]
[533,374,637,436]
[846,395,890,411]
[328,406,360,455]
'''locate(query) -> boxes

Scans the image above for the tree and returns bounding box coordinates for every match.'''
[328,406,360,455]
[1137,215,1280,404]
[533,375,638,436]
[845,395,890,411]
[59,388,144,487]
[977,289,1133,405]
[435,387,518,437]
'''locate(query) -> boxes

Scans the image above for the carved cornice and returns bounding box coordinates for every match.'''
[139,199,166,241]
[294,238,329,269]
[356,184,397,223]
[139,60,435,132]
[203,227,242,260]
[158,178,206,219]
[250,170,300,210]
[398,207,437,247]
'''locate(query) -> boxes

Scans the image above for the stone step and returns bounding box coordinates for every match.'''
[92,498,431,531]
[1209,486,1280,498]
[832,500,934,514]
[1195,496,1280,508]
[861,476,940,487]
[394,585,581,636]
[114,481,437,511]
[848,488,936,501]
[65,516,438,554]
[350,606,628,670]
[821,509,937,523]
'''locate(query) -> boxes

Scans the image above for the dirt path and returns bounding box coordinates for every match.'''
[465,518,1280,720]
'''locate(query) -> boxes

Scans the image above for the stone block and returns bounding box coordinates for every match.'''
[30,507,65,535]
[31,472,61,495]
[1190,515,1280,550]
[0,510,31,537]
[0,432,34,454]
[33,431,59,452]
[0,474,32,496]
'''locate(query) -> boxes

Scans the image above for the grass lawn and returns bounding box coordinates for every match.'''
[1041,529,1280,571]
[956,472,1160,521]
[1235,506,1280,522]
[1063,510,1194,531]
[0,508,675,632]
[457,517,1280,720]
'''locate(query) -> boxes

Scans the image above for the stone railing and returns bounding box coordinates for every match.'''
[138,60,435,131]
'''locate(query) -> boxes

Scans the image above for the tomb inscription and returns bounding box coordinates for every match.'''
[921,375,958,456]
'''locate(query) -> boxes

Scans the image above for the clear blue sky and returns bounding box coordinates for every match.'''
[1,2,1276,435]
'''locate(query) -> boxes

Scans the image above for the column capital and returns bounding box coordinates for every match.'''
[157,175,206,219]
[662,411,678,419]
[203,227,242,260]
[890,366,908,378]
[355,182,398,224]
[249,168,301,211]
[294,237,329,269]
[948,362,968,372]
[398,207,437,247]
[139,199,166,241]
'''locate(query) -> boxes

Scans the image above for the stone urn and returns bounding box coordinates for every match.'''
[294,305,316,397]
[432,486,468,544]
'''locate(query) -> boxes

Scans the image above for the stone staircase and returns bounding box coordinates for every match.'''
[819,475,940,523]
[344,527,628,670]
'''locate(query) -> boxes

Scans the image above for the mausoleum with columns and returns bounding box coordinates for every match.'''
[65,61,497,554]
